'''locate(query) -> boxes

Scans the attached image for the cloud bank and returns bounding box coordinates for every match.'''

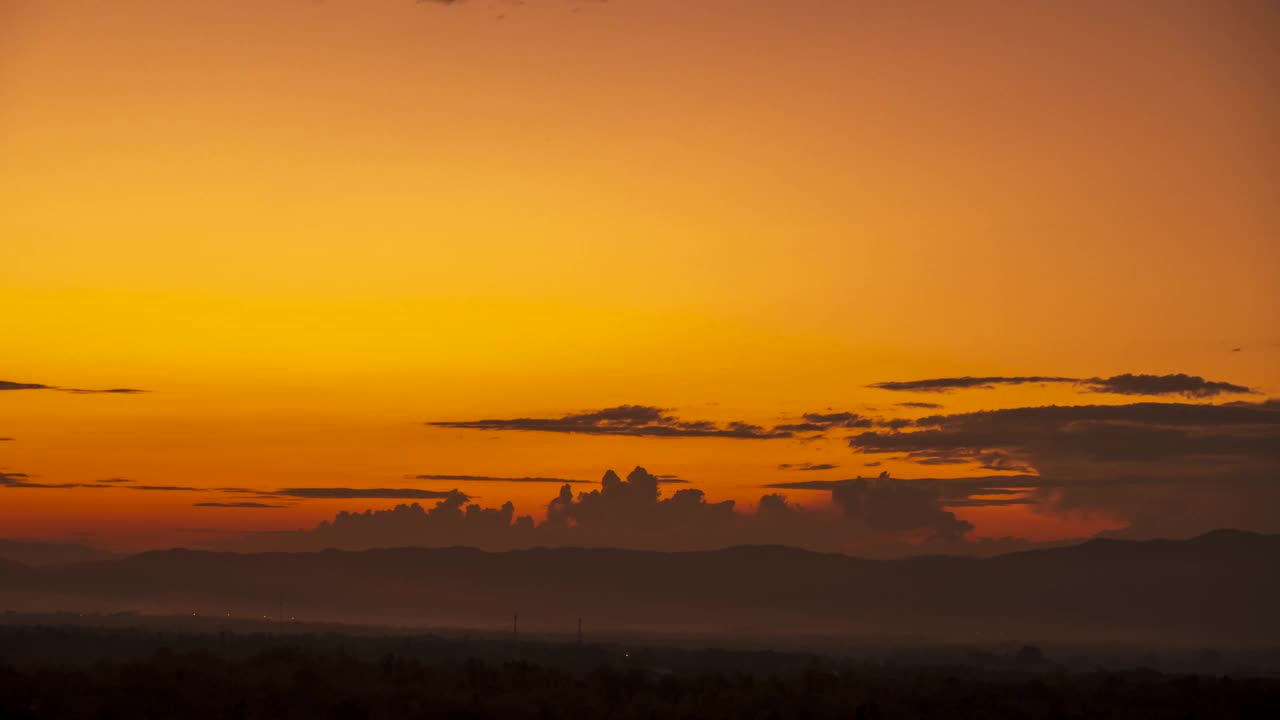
[232,467,988,556]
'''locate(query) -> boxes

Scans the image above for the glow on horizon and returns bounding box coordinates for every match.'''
[1,0,1276,550]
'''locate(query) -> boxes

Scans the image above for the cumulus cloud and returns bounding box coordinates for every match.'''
[231,467,979,555]
[830,475,973,541]
[428,405,794,439]
[868,373,1255,398]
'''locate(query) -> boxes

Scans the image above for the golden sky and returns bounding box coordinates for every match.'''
[2,0,1277,551]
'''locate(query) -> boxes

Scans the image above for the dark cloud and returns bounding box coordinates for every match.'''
[0,382,50,391]
[830,476,973,541]
[427,405,794,439]
[1080,373,1255,398]
[869,373,1255,398]
[897,402,943,410]
[0,472,32,487]
[765,474,1043,510]
[777,463,840,472]
[869,376,1074,393]
[1,475,468,503]
[0,472,84,490]
[0,380,147,394]
[801,412,874,429]
[847,400,1280,537]
[853,401,1280,469]
[232,467,977,555]
[411,474,594,484]
[195,502,289,509]
[773,412,876,434]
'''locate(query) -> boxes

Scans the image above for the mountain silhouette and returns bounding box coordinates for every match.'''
[4,530,1277,647]
[0,539,116,566]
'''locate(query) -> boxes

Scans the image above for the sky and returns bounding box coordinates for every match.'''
[2,0,1278,553]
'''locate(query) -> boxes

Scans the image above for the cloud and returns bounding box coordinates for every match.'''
[765,473,1043,508]
[271,488,468,500]
[830,476,973,541]
[847,399,1280,537]
[195,502,289,509]
[0,472,84,490]
[772,412,877,435]
[851,400,1280,468]
[869,376,1074,393]
[232,467,978,555]
[58,388,148,395]
[0,382,50,391]
[1080,374,1255,398]
[411,474,595,484]
[0,472,32,487]
[0,379,147,394]
[777,463,840,472]
[897,402,943,410]
[868,373,1256,398]
[1,475,468,503]
[427,405,794,439]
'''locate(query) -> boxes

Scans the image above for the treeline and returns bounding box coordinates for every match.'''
[1,636,1278,719]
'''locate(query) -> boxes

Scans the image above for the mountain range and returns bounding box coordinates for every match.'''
[1,530,1276,647]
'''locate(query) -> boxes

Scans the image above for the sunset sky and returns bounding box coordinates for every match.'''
[2,0,1277,552]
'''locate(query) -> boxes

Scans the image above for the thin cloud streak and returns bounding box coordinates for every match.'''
[195,502,289,509]
[869,373,1255,398]
[0,380,148,394]
[412,474,595,484]
[428,404,794,439]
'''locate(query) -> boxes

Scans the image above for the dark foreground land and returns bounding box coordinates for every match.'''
[1,625,1279,719]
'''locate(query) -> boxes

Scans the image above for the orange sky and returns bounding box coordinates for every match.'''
[2,0,1277,551]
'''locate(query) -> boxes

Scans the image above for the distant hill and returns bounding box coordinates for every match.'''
[0,557,35,585]
[6,531,1278,647]
[0,539,116,567]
